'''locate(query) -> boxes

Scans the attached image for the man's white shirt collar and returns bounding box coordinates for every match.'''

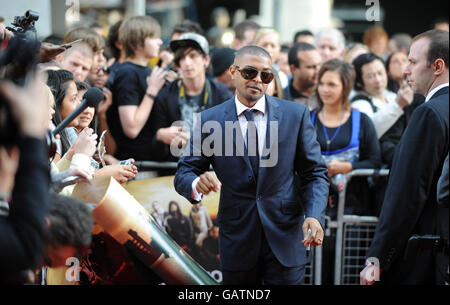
[235,95,266,116]
[425,83,449,102]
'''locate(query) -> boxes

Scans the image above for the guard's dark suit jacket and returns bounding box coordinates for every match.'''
[174,95,329,271]
[366,86,449,284]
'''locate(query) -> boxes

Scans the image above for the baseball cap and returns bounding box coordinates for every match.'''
[170,32,209,55]
[210,47,236,76]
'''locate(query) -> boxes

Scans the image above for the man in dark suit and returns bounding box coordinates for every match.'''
[361,29,449,285]
[174,46,329,285]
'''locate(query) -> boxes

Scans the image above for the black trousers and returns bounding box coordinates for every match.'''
[222,231,306,285]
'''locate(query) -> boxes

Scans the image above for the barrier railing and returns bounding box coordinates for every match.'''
[133,162,390,285]
[330,169,389,285]
[134,161,179,170]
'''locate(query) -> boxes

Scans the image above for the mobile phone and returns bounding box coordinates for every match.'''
[61,38,83,48]
[97,130,107,167]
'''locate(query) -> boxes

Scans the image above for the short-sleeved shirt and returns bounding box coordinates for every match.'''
[107,61,153,160]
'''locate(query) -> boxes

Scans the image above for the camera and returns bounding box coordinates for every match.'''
[6,10,40,40]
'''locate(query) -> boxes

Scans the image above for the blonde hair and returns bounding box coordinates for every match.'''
[64,27,105,53]
[119,16,161,58]
[253,28,280,46]
[62,41,94,60]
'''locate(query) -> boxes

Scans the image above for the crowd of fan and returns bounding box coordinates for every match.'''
[0,13,448,284]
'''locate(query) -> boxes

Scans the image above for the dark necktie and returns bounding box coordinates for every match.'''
[243,109,260,177]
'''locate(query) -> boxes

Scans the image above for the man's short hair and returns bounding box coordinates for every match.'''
[118,15,161,58]
[288,42,316,68]
[61,41,94,60]
[352,52,385,91]
[234,45,272,64]
[315,28,346,53]
[390,33,412,53]
[233,20,261,42]
[412,29,449,68]
[432,17,449,28]
[64,27,105,53]
[363,26,388,47]
[293,30,314,43]
[46,192,94,251]
[171,20,204,37]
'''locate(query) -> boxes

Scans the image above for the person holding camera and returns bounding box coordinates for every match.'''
[0,71,51,281]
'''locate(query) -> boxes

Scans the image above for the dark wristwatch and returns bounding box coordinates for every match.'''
[146,92,157,100]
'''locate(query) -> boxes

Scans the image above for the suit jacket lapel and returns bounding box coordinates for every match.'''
[223,98,253,173]
[257,95,281,192]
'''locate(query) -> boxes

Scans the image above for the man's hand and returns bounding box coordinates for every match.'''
[396,81,414,108]
[327,159,352,175]
[97,87,113,116]
[0,24,14,40]
[157,126,190,146]
[302,217,324,247]
[360,263,381,285]
[66,127,98,160]
[196,172,221,195]
[39,42,69,63]
[0,72,48,138]
[66,167,93,184]
[94,164,137,184]
[165,70,179,83]
[146,66,168,97]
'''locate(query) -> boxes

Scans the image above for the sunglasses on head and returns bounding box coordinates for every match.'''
[234,65,274,84]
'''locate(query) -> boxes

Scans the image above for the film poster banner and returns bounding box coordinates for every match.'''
[124,175,222,283]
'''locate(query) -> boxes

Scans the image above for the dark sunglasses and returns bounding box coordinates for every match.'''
[234,65,274,84]
[99,66,110,73]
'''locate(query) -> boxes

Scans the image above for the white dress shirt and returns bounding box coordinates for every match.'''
[234,95,267,156]
[425,83,449,102]
[191,95,268,201]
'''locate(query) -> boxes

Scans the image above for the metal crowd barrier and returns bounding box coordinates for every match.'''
[329,169,390,285]
[133,162,389,285]
[135,161,323,284]
[134,161,179,170]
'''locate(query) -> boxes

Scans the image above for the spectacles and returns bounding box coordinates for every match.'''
[234,65,274,84]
